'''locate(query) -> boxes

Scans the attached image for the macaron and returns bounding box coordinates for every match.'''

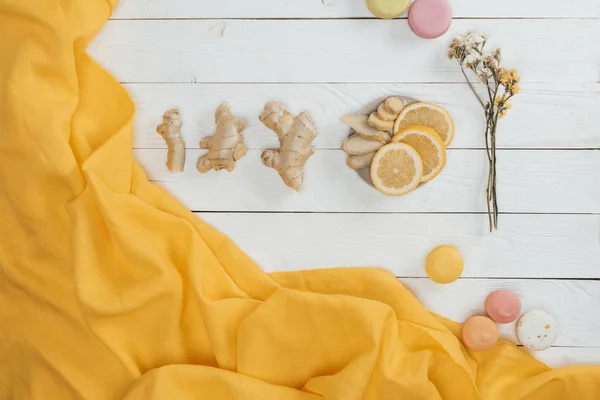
[517,310,559,351]
[425,245,464,284]
[462,316,499,351]
[408,0,452,39]
[485,290,522,324]
[367,0,412,19]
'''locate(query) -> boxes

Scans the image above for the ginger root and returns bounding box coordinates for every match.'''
[157,109,186,173]
[340,97,405,171]
[259,102,318,191]
[347,152,376,170]
[340,114,391,143]
[197,104,247,173]
[342,133,385,155]
[340,113,390,171]
[368,97,405,131]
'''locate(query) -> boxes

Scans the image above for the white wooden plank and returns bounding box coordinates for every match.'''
[89,20,599,83]
[400,278,600,347]
[536,348,600,368]
[196,213,600,279]
[111,0,600,19]
[134,149,600,213]
[127,83,600,150]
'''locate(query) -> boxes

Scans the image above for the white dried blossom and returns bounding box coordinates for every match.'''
[478,67,493,81]
[482,53,499,71]
[466,31,487,46]
[451,35,466,47]
[491,47,501,62]
[448,36,468,60]
[462,50,482,67]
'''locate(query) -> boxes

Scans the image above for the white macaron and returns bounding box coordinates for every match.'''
[516,310,559,351]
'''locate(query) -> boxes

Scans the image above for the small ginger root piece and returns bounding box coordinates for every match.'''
[346,152,376,170]
[368,113,394,131]
[197,103,247,173]
[342,133,385,155]
[368,97,405,131]
[259,102,318,191]
[340,114,391,143]
[157,109,186,173]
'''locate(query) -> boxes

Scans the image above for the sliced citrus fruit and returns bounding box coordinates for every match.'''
[370,143,423,196]
[394,102,455,146]
[392,125,446,182]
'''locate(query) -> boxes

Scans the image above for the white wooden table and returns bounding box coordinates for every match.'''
[93,0,600,367]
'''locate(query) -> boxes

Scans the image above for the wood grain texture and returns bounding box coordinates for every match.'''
[196,213,600,278]
[399,278,600,347]
[135,149,600,213]
[111,0,600,19]
[536,348,600,368]
[126,83,600,150]
[89,19,599,83]
[100,0,600,364]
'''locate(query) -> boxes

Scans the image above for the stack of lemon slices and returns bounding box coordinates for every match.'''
[370,102,454,196]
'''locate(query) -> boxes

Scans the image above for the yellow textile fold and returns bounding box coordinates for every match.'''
[0,0,598,398]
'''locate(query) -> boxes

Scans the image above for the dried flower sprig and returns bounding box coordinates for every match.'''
[448,32,520,232]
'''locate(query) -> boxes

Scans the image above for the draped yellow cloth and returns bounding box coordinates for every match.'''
[1,0,599,398]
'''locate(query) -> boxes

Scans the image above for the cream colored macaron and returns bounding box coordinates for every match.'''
[517,310,559,351]
[367,0,412,19]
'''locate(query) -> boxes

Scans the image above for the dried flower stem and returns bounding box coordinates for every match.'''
[461,63,498,230]
[448,32,520,231]
[460,66,486,110]
[489,114,498,230]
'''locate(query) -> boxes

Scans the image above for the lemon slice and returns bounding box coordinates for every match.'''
[392,126,446,182]
[370,143,423,196]
[394,102,455,147]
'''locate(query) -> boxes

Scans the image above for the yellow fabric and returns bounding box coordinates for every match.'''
[0,0,599,398]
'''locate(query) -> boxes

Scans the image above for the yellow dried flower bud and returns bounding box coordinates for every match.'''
[499,69,512,85]
[505,103,512,110]
[510,68,520,82]
[499,111,507,118]
[494,96,507,107]
[512,84,520,94]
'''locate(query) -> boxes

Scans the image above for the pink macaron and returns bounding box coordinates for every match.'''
[408,0,452,39]
[485,290,522,324]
